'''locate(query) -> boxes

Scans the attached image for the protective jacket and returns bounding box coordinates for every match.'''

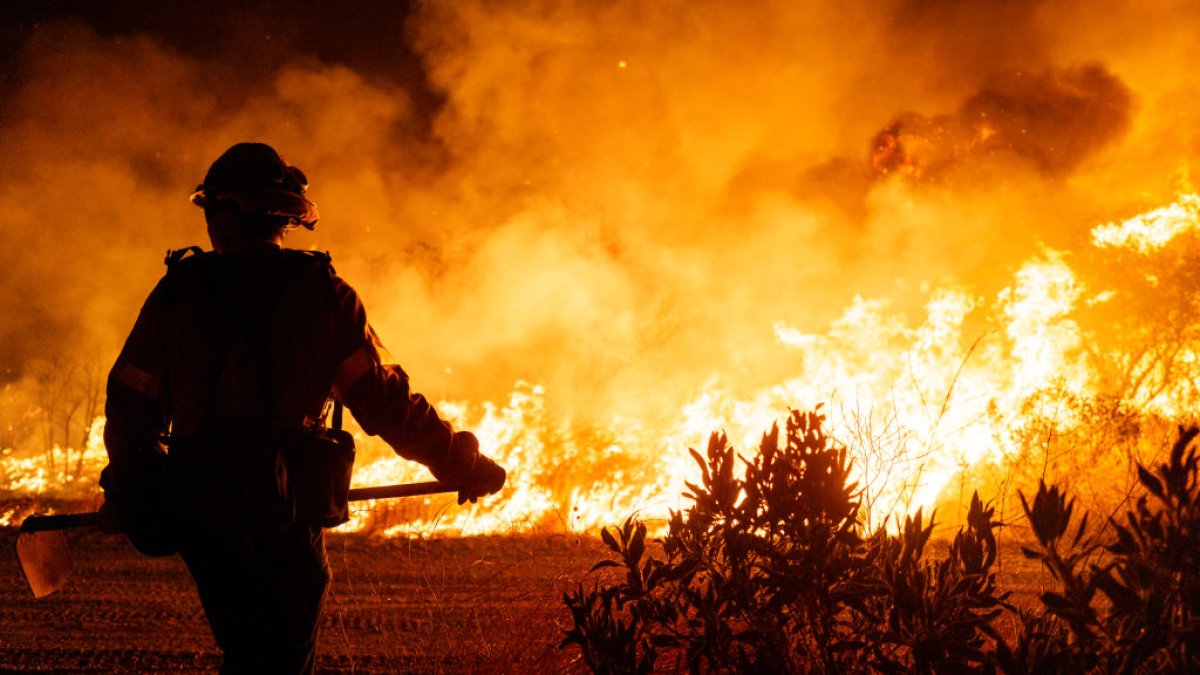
[103,245,456,484]
[100,244,460,674]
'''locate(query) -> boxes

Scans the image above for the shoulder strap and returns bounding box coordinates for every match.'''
[320,252,344,431]
[281,250,344,431]
[164,246,206,268]
[281,249,339,312]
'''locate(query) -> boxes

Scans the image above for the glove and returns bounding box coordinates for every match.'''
[457,453,507,505]
[431,431,507,505]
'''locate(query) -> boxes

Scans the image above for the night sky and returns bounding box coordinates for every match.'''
[0,1,438,110]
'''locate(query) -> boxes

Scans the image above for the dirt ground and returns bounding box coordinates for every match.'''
[0,528,603,674]
[0,526,1052,674]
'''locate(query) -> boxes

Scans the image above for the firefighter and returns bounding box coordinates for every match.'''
[98,142,506,673]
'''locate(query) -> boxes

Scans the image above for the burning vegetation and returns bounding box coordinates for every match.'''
[563,409,1200,672]
[4,4,1200,674]
[2,0,1200,548]
[6,189,1200,537]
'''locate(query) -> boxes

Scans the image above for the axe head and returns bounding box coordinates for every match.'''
[16,528,74,599]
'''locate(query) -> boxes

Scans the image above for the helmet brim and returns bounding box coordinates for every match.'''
[191,187,319,230]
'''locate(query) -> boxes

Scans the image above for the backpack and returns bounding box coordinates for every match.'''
[163,247,356,532]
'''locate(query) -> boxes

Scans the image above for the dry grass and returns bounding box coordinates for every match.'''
[0,525,1070,673]
[0,528,607,673]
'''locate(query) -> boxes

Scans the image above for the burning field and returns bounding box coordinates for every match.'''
[2,0,1200,670]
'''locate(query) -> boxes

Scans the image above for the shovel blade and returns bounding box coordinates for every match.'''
[16,529,74,599]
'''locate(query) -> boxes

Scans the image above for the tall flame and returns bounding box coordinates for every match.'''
[5,192,1200,534]
[3,2,1200,536]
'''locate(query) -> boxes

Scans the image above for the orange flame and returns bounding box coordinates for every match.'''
[5,194,1200,535]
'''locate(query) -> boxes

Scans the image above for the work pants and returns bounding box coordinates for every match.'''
[179,522,330,674]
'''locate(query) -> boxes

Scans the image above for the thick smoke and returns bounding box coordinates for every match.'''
[1,0,1198,432]
[871,64,1134,181]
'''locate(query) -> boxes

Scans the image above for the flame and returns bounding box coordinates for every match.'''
[3,2,1200,544]
[4,194,1200,535]
[1092,193,1200,254]
[331,191,1200,532]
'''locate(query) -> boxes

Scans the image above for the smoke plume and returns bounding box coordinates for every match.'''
[1,0,1198,430]
[872,64,1134,181]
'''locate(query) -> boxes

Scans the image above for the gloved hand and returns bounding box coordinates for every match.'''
[432,431,507,505]
[457,453,507,505]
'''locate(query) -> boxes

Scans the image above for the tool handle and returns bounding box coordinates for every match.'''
[16,481,463,533]
[18,512,100,533]
[347,481,461,501]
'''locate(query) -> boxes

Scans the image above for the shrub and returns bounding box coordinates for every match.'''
[561,408,1008,673]
[563,408,1200,674]
[1001,427,1200,673]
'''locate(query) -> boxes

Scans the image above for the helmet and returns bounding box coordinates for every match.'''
[190,143,319,230]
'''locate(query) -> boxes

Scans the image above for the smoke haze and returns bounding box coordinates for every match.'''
[2,0,1199,427]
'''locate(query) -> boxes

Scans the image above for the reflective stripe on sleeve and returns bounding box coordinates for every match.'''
[114,361,160,399]
[333,345,377,396]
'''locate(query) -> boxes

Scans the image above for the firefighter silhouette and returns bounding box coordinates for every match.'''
[99,143,505,673]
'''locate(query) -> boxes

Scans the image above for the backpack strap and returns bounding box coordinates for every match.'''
[285,250,345,431]
[164,246,206,268]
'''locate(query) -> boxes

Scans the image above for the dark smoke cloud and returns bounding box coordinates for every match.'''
[889,0,1049,74]
[871,64,1134,181]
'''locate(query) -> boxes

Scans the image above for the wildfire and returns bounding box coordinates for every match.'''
[1091,192,1200,254]
[3,193,1200,535]
[344,190,1199,533]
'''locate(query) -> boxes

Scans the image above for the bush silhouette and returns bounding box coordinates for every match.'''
[1000,427,1200,673]
[563,409,1007,673]
[563,408,1200,674]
